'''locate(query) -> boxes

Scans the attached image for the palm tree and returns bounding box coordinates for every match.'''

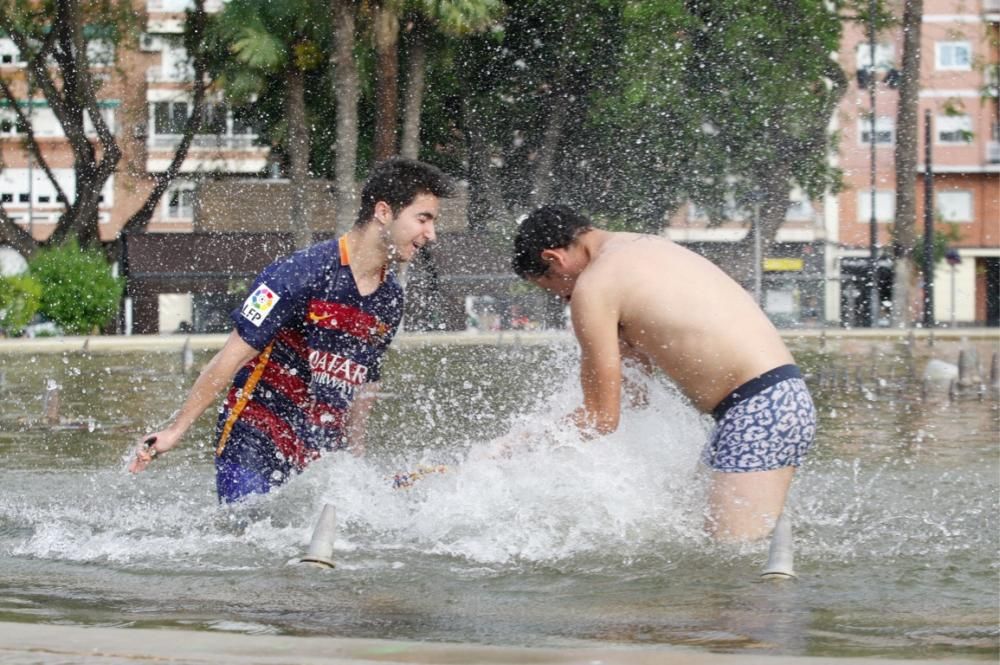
[213,0,331,249]
[330,0,361,235]
[399,0,504,160]
[891,0,924,326]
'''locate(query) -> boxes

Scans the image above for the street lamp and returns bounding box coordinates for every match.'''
[866,0,880,327]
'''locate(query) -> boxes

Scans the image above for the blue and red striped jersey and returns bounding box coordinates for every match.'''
[217,237,403,470]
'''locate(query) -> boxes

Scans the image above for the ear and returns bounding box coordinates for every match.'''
[373,201,393,225]
[540,248,568,271]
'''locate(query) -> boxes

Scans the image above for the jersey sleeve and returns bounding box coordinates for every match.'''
[231,251,316,350]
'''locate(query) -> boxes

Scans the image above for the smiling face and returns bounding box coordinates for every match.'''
[380,193,441,262]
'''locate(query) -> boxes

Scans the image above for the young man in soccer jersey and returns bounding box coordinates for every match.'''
[129,158,454,503]
[510,205,816,541]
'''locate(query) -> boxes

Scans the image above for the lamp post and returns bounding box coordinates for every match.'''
[867,0,880,327]
[922,110,935,327]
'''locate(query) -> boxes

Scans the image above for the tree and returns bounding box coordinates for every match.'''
[29,239,123,334]
[890,0,923,326]
[398,0,504,160]
[449,0,624,231]
[212,0,331,248]
[371,0,402,161]
[592,0,846,283]
[0,0,210,256]
[330,0,361,234]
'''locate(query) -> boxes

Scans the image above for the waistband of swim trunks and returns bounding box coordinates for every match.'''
[711,364,802,422]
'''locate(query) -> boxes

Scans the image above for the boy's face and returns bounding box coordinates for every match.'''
[528,247,579,302]
[382,193,440,262]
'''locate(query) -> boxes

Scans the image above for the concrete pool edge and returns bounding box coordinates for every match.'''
[0,622,987,665]
[0,327,997,354]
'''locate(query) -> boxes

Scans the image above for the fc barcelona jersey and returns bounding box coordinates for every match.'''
[217,237,403,471]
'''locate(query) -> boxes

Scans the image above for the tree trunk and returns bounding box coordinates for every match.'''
[400,27,427,160]
[891,0,923,327]
[529,91,568,208]
[331,0,360,234]
[463,102,507,232]
[287,65,312,249]
[372,2,400,162]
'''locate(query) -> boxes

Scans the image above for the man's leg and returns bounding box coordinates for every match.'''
[706,466,795,541]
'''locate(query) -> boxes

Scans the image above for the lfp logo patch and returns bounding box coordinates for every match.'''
[240,284,280,327]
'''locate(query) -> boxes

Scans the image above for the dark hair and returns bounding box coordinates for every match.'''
[511,205,592,278]
[356,158,455,226]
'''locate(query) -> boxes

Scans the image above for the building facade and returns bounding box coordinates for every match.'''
[2,1,996,331]
[832,0,999,327]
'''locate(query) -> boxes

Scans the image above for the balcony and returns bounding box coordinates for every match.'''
[148,134,262,151]
[147,0,222,12]
[146,65,194,83]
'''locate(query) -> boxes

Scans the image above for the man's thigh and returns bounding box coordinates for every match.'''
[706,466,795,541]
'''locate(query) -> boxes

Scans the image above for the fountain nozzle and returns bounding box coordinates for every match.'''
[760,511,796,580]
[290,503,337,569]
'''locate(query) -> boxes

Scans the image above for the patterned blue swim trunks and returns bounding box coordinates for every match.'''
[703,364,816,473]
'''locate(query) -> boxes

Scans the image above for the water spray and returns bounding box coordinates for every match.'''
[760,512,796,580]
[289,503,337,569]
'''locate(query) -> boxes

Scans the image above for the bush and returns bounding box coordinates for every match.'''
[0,274,43,336]
[29,240,123,335]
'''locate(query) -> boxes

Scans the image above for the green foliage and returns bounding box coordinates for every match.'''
[28,241,123,335]
[912,225,962,275]
[0,273,42,336]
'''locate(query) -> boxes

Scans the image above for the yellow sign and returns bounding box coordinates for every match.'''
[763,258,804,272]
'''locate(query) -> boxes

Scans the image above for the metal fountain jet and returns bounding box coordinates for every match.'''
[760,512,796,580]
[289,503,337,569]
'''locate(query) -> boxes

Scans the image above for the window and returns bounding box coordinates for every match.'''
[937,114,973,144]
[935,42,971,70]
[165,183,195,220]
[231,107,256,135]
[859,115,895,145]
[857,190,895,223]
[936,190,972,223]
[0,38,24,67]
[856,43,895,70]
[199,102,228,135]
[0,115,17,136]
[152,101,189,134]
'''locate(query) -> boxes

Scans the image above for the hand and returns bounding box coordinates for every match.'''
[128,428,181,473]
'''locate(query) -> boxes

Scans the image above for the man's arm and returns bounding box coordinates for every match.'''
[569,281,623,436]
[344,382,380,456]
[620,339,653,410]
[128,330,258,472]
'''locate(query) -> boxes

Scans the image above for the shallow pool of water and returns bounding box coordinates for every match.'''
[0,338,997,659]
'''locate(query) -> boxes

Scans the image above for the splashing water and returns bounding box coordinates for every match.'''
[0,343,996,657]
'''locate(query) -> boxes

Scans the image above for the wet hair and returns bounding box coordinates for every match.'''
[511,205,593,278]
[355,157,455,226]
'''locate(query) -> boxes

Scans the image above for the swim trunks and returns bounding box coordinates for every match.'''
[702,364,816,473]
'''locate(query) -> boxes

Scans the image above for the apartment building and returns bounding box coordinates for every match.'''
[0,0,268,237]
[0,0,277,331]
[3,1,995,330]
[832,0,999,326]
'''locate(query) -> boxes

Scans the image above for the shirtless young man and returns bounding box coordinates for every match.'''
[511,205,816,541]
[128,158,454,503]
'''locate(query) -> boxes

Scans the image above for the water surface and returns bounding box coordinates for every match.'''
[0,338,996,659]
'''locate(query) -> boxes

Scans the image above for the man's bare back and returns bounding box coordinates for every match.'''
[574,232,793,412]
[513,205,817,542]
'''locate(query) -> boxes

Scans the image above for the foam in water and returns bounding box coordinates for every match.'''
[4,369,720,569]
